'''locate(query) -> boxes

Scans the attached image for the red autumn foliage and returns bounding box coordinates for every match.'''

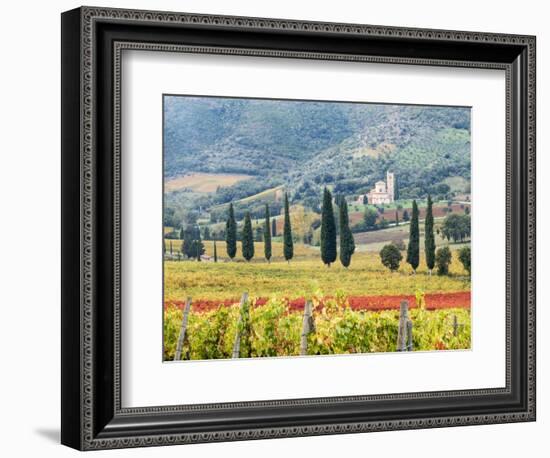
[165,291,470,314]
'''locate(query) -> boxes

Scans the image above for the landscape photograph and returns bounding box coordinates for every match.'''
[162,95,472,361]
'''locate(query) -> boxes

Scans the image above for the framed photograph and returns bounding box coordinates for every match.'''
[61,6,536,450]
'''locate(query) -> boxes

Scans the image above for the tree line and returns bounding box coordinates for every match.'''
[222,188,356,267]
[379,196,470,276]
[165,191,470,274]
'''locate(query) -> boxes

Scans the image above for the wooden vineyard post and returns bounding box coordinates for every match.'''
[453,314,458,337]
[232,292,249,358]
[300,300,315,356]
[397,300,413,351]
[174,297,192,361]
[406,319,413,351]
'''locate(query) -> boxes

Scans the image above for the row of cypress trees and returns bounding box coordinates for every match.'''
[179,225,205,261]
[320,187,355,268]
[176,192,436,271]
[224,194,292,263]
[179,192,437,272]
[224,189,355,266]
[406,195,436,273]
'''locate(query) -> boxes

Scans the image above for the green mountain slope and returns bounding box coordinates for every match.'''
[163,95,470,222]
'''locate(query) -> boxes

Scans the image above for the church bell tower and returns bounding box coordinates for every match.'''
[386,171,395,203]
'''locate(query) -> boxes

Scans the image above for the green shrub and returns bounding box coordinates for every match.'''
[435,246,452,275]
[380,244,403,272]
[458,246,471,275]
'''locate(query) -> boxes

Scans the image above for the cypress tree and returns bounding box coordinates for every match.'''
[283,193,294,263]
[195,226,204,261]
[170,240,173,256]
[181,225,193,258]
[264,204,272,263]
[271,217,277,237]
[339,200,355,268]
[179,226,184,240]
[213,240,218,262]
[225,203,237,260]
[425,195,436,274]
[406,200,420,272]
[242,212,254,261]
[321,187,337,267]
[395,210,399,226]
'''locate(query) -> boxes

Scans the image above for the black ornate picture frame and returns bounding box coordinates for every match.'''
[61,6,536,450]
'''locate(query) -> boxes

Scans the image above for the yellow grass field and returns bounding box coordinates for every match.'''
[164,242,470,302]
[164,172,253,193]
[209,185,285,212]
[237,185,283,204]
[166,239,318,260]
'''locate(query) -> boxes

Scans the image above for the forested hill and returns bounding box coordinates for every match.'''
[164,95,471,199]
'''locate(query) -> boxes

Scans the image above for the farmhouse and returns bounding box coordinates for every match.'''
[357,171,395,205]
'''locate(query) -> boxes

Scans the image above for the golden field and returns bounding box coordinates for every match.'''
[164,241,470,302]
[164,172,253,193]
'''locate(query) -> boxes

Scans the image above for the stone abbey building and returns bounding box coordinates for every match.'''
[357,171,395,205]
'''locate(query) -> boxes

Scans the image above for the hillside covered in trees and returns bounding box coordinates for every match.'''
[164,95,471,229]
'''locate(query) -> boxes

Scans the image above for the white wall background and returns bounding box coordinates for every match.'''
[0,0,545,456]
